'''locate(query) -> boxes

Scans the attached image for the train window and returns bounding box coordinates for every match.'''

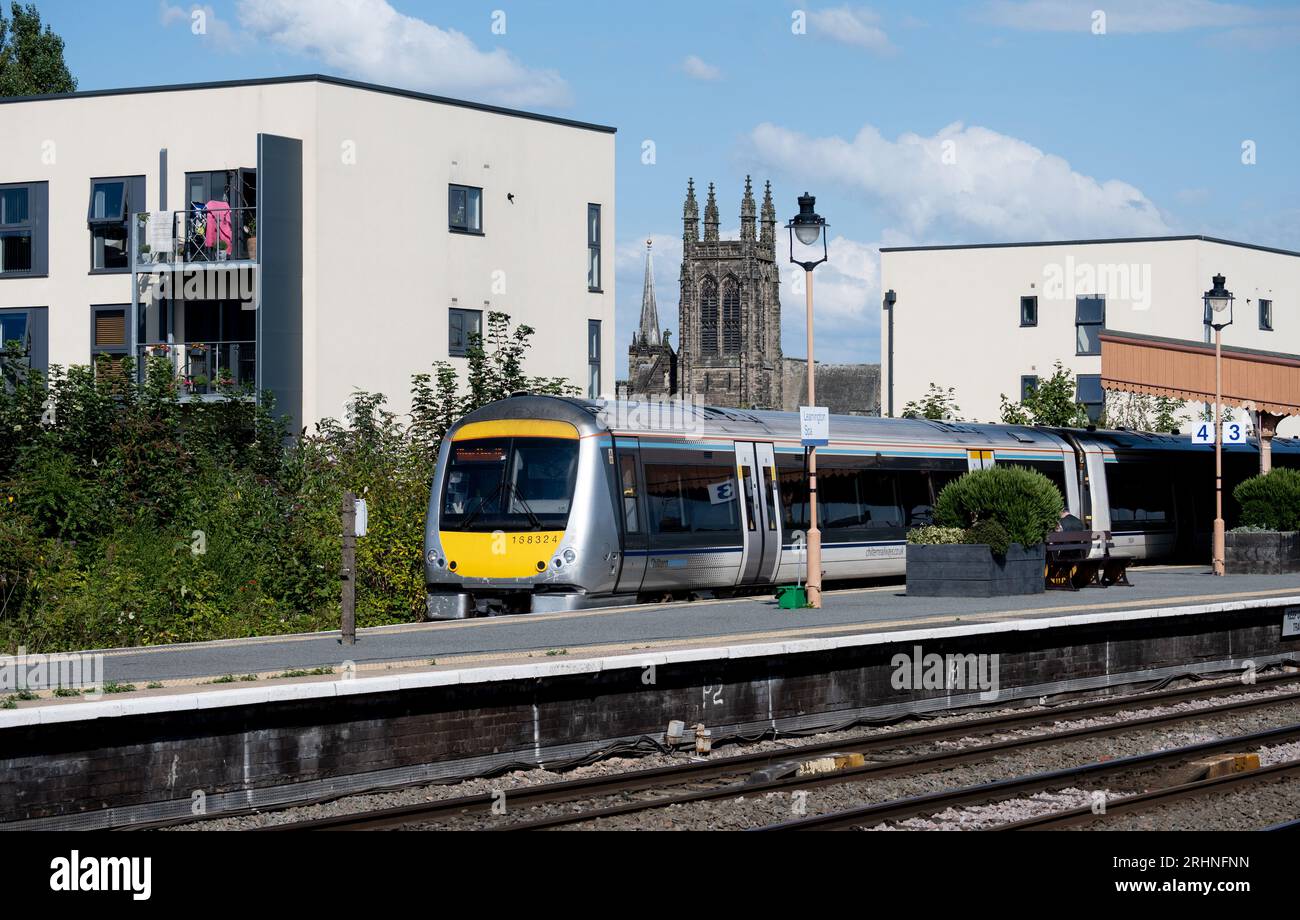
[761,466,778,531]
[740,465,756,531]
[1106,464,1172,530]
[619,455,641,535]
[819,467,865,529]
[441,437,578,531]
[898,471,934,526]
[778,466,809,533]
[644,463,740,535]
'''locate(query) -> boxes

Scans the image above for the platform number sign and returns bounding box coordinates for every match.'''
[1191,422,1247,445]
[708,480,737,504]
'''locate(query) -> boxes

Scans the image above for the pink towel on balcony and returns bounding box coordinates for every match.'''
[203,200,232,249]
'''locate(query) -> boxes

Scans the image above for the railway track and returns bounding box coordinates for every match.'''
[756,725,1300,831]
[254,675,1300,832]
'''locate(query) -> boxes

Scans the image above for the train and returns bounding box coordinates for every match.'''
[423,395,1300,619]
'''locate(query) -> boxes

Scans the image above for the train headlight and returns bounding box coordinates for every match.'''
[562,549,577,565]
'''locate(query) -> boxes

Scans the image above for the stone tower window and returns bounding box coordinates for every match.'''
[722,279,741,353]
[700,277,719,354]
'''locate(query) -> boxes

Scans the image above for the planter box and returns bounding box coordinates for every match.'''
[906,543,1046,598]
[1225,531,1300,575]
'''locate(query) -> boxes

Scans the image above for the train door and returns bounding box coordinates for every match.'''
[613,439,647,594]
[735,442,781,584]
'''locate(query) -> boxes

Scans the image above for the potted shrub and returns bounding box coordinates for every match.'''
[1226,468,1300,574]
[217,240,229,262]
[906,466,1062,597]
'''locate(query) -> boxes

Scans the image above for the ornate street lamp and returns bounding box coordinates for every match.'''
[1203,273,1234,576]
[787,193,828,608]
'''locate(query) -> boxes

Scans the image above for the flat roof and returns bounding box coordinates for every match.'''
[0,73,617,135]
[880,235,1300,259]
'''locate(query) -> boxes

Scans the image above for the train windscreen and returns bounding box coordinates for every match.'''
[441,437,579,532]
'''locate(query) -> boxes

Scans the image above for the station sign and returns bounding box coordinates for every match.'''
[1285,608,1300,639]
[355,498,368,537]
[1190,421,1248,445]
[800,406,829,446]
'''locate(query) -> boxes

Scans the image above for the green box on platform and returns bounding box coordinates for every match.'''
[776,585,809,609]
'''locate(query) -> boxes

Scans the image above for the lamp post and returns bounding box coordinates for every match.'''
[883,289,897,417]
[1203,273,1234,577]
[787,193,829,608]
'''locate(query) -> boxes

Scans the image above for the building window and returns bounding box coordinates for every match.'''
[1075,295,1105,356]
[0,307,47,376]
[89,176,144,272]
[448,308,482,357]
[1260,299,1273,331]
[0,182,48,277]
[700,277,718,354]
[587,204,601,291]
[1020,375,1039,401]
[92,305,130,378]
[588,319,601,397]
[722,279,741,352]
[1020,296,1038,327]
[1076,374,1104,423]
[448,185,483,234]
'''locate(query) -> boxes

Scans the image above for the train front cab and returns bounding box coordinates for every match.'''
[425,409,620,619]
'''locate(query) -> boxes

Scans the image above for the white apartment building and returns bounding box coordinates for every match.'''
[880,236,1299,433]
[0,75,616,433]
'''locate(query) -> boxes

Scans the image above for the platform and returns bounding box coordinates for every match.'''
[8,565,1300,691]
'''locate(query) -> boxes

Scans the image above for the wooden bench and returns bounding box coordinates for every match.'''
[1045,530,1133,591]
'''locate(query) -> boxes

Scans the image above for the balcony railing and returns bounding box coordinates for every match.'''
[136,340,256,397]
[132,207,257,268]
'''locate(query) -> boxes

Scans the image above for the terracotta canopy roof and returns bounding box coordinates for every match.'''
[1100,329,1300,417]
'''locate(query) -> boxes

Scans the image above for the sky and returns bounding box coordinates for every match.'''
[34,0,1300,375]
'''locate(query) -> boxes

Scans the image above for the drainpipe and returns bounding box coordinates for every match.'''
[883,289,897,417]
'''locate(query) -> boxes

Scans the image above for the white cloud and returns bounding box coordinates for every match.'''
[159,3,239,51]
[234,0,571,108]
[748,120,1171,242]
[809,6,896,54]
[982,0,1297,33]
[681,55,722,81]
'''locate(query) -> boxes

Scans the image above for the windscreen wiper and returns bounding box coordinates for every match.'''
[505,481,545,530]
[458,481,506,531]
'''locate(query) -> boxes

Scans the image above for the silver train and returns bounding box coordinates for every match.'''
[423,396,1299,619]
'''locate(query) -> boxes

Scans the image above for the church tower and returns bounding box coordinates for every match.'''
[677,176,782,409]
[625,239,676,399]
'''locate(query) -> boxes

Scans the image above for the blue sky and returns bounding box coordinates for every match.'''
[35,0,1300,374]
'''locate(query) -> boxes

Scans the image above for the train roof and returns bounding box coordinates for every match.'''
[453,396,1300,456]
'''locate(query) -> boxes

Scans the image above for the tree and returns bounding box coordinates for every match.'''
[901,384,962,421]
[998,361,1089,428]
[0,2,76,98]
[1103,390,1187,432]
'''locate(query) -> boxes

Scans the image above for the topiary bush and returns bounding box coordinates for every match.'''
[1233,468,1300,532]
[935,466,1063,550]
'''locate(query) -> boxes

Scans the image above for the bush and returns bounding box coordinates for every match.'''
[935,466,1063,549]
[907,525,965,545]
[1233,468,1300,532]
[962,519,1012,556]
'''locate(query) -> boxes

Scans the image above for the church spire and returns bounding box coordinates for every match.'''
[683,178,699,246]
[760,180,777,250]
[740,175,757,243]
[704,182,720,242]
[637,239,661,346]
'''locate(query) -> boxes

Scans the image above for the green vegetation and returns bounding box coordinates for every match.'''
[1233,468,1300,532]
[0,3,77,97]
[933,466,1064,550]
[901,384,961,421]
[905,525,965,546]
[998,361,1090,428]
[0,312,574,654]
[101,681,135,694]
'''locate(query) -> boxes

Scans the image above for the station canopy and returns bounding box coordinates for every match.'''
[1100,329,1300,418]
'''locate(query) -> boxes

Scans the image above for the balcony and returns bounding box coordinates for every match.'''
[131,207,257,270]
[136,340,256,399]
